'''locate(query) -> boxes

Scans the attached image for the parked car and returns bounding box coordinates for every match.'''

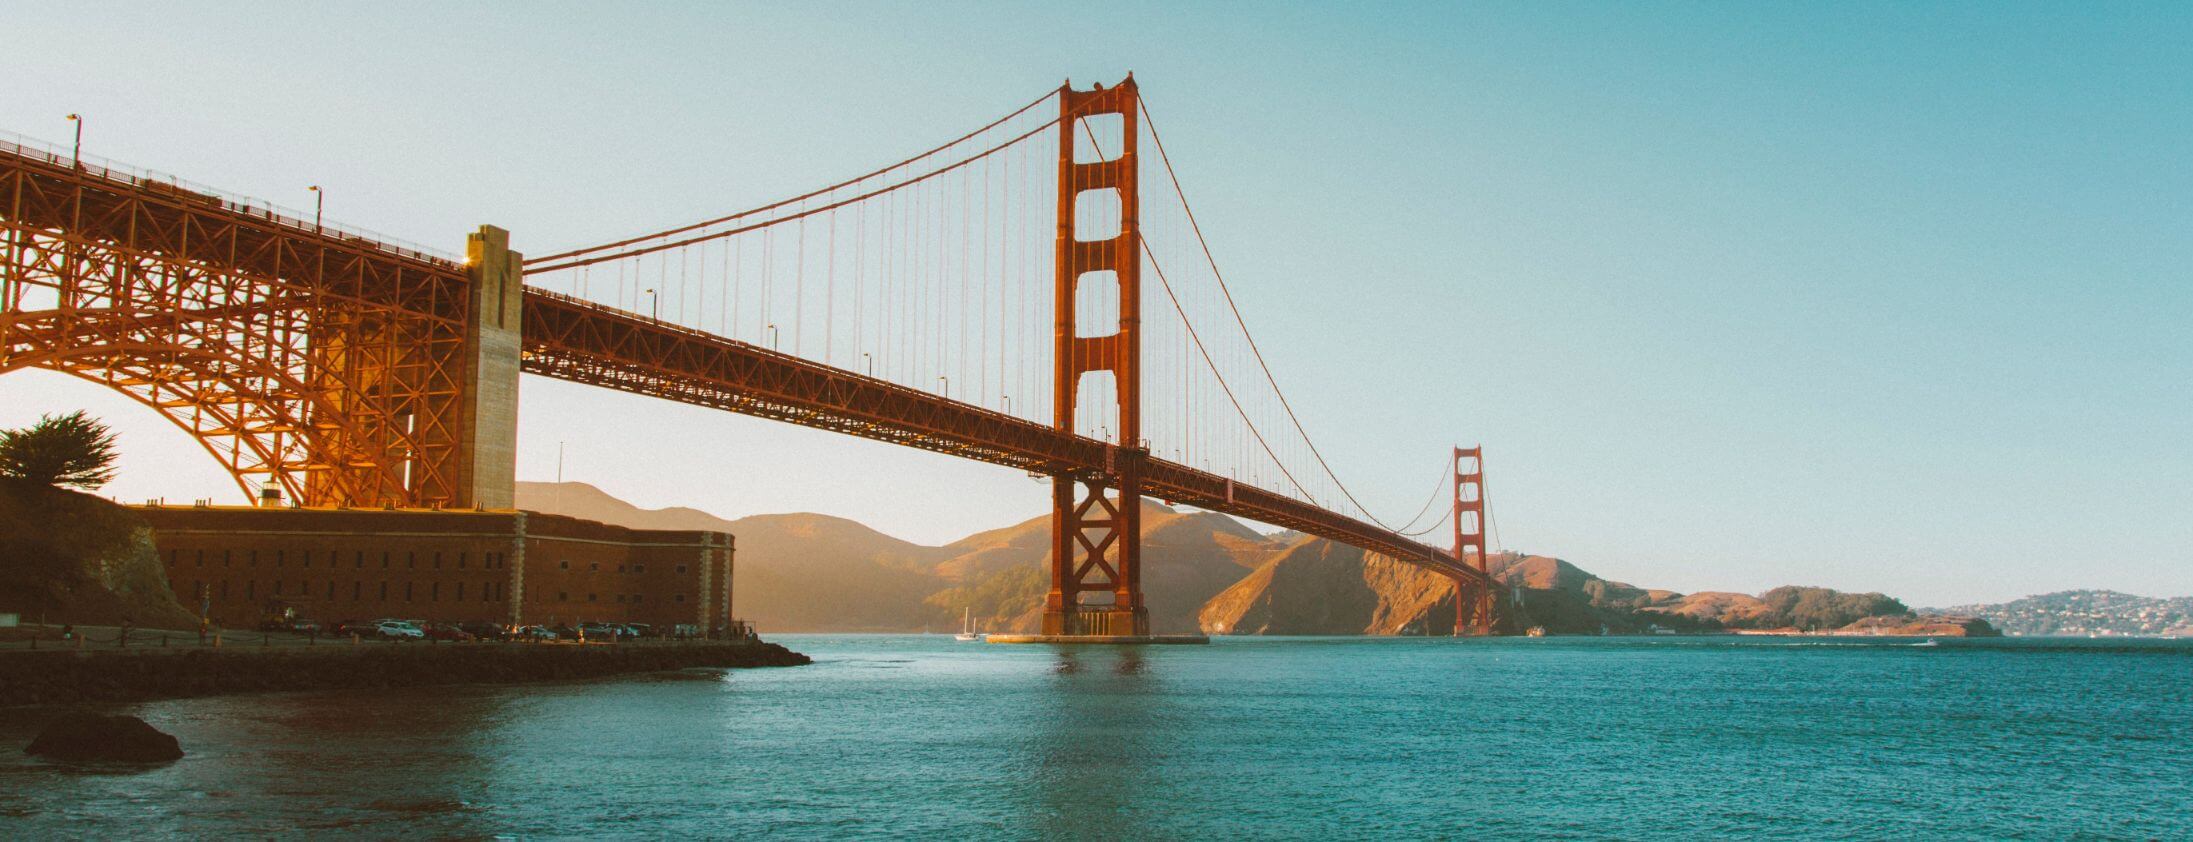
[375,621,425,641]
[517,625,559,641]
[458,621,508,641]
[577,623,620,641]
[423,625,474,642]
[624,623,655,639]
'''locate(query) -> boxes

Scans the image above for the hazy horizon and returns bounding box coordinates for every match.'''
[4,2,2188,607]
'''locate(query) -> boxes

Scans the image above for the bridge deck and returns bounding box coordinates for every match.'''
[1,142,1485,585]
[522,290,1484,582]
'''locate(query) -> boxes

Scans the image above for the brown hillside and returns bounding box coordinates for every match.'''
[517,482,950,632]
[925,501,1281,635]
[516,482,1276,634]
[1198,538,1463,635]
[0,479,198,629]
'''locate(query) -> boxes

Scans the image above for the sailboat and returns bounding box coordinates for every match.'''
[955,607,983,642]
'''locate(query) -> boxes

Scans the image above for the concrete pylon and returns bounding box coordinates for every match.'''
[458,225,523,509]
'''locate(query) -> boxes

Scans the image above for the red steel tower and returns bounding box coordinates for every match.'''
[1452,446,1492,635]
[1044,77,1147,637]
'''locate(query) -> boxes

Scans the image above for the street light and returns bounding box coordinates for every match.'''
[861,352,873,377]
[938,375,950,399]
[64,114,81,166]
[643,288,658,320]
[766,323,779,350]
[307,185,323,231]
[1002,395,1012,415]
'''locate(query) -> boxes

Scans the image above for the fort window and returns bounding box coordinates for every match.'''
[245,581,254,599]
[559,561,569,570]
[616,565,626,573]
[273,580,283,596]
[457,552,467,570]
[558,592,569,602]
[354,552,364,569]
[589,563,600,572]
[248,550,257,567]
[381,552,390,569]
[405,581,415,601]
[616,594,626,603]
[588,593,598,603]
[676,565,687,574]
[632,594,644,603]
[352,581,361,600]
[407,552,415,570]
[675,594,686,603]
[379,582,389,601]
[303,550,312,568]
[327,581,335,599]
[275,550,284,568]
[223,550,231,567]
[455,582,464,601]
[634,564,646,574]
[220,580,230,598]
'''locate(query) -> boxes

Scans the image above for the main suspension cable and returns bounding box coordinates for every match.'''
[1140,95,1433,534]
[529,88,1060,265]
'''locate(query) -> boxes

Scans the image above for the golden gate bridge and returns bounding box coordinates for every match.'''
[0,77,1496,638]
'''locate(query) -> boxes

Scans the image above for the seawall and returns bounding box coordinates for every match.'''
[0,641,810,707]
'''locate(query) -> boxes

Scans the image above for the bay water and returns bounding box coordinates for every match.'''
[2,635,2188,839]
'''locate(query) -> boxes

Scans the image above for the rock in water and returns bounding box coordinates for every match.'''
[24,713,183,762]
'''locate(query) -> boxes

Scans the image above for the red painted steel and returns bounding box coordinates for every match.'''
[0,140,474,508]
[1,97,1493,609]
[1451,446,1492,635]
[1048,78,1147,636]
[520,289,1484,583]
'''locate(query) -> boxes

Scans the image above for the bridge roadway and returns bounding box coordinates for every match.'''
[0,141,1485,585]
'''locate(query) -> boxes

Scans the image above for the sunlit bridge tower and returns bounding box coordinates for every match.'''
[1046,77,1147,637]
[1452,446,1492,635]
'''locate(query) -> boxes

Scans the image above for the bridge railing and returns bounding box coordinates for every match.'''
[0,130,460,267]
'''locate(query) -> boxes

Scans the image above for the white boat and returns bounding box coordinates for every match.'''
[955,607,983,642]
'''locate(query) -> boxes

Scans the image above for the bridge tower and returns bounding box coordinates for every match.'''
[1045,77,1147,637]
[1452,446,1493,635]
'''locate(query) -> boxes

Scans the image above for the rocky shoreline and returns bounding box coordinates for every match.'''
[0,641,810,707]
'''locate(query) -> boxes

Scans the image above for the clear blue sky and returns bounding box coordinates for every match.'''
[4,2,2187,606]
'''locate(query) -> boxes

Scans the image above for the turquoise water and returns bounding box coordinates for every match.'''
[3,635,2189,838]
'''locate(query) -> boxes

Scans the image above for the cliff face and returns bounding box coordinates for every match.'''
[1197,539,1460,635]
[0,479,198,628]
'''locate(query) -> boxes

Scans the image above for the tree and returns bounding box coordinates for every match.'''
[0,411,120,489]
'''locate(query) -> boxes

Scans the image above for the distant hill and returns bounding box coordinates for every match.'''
[515,482,1280,634]
[514,481,1993,637]
[1931,590,2193,637]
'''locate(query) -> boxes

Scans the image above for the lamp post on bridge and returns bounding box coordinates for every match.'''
[643,288,658,320]
[765,323,779,351]
[861,352,873,377]
[308,185,323,232]
[938,376,949,400]
[64,114,81,167]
